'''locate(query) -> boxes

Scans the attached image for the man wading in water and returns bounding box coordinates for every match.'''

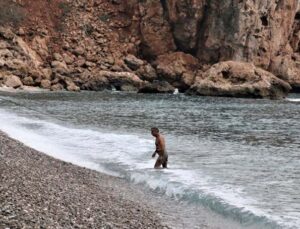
[151,127,168,169]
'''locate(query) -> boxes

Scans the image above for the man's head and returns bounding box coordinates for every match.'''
[151,127,159,137]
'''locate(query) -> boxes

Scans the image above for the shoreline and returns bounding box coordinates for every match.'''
[0,86,51,93]
[0,131,168,228]
[0,91,293,229]
[0,129,253,229]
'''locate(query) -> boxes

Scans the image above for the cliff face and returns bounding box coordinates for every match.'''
[130,0,300,93]
[1,0,300,97]
[137,1,298,62]
[197,0,297,66]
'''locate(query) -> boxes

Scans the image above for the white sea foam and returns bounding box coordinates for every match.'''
[0,109,298,228]
[286,98,300,102]
[0,109,153,174]
[0,86,49,93]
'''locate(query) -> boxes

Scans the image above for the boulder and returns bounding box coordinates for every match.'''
[41,68,53,80]
[155,52,199,91]
[74,57,86,67]
[15,37,42,67]
[29,69,43,80]
[187,61,291,99]
[81,71,144,91]
[4,75,23,88]
[124,54,144,70]
[138,80,175,94]
[104,56,115,66]
[269,54,300,92]
[73,46,85,56]
[63,53,75,65]
[51,61,69,74]
[53,53,63,61]
[31,36,49,58]
[67,83,80,92]
[65,79,80,92]
[136,64,157,82]
[5,59,28,72]
[81,75,109,91]
[26,69,42,85]
[40,79,51,89]
[51,83,64,91]
[102,71,144,90]
[22,76,34,86]
[119,84,139,92]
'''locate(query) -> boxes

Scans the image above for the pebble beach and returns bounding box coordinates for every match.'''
[0,131,167,229]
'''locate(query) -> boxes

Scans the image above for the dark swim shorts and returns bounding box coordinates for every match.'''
[155,153,168,168]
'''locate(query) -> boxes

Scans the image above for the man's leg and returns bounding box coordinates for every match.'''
[154,157,162,169]
[162,155,168,168]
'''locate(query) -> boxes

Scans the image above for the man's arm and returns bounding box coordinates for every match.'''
[152,138,160,157]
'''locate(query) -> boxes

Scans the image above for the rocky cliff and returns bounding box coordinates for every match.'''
[1,0,300,98]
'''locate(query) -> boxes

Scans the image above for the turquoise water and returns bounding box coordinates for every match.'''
[0,91,299,228]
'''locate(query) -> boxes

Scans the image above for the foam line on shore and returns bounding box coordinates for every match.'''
[286,98,300,102]
[0,131,168,228]
[0,108,286,229]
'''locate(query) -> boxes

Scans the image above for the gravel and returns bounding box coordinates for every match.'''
[0,131,169,229]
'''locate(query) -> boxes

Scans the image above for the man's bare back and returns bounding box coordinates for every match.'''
[151,127,168,169]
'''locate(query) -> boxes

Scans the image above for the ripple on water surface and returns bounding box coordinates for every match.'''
[0,91,299,228]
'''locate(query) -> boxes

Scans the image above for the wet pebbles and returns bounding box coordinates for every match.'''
[0,131,168,229]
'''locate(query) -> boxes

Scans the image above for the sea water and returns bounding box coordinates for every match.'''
[0,91,299,229]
